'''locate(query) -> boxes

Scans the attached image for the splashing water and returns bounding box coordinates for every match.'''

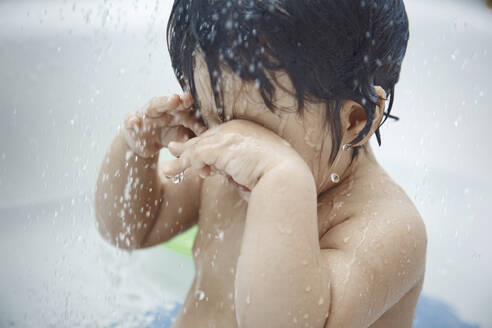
[173,172,184,184]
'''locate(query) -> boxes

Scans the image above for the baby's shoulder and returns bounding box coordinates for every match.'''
[320,167,427,276]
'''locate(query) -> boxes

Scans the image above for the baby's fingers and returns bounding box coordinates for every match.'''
[161,157,190,177]
[160,125,194,146]
[144,94,181,118]
[181,92,194,109]
[169,111,207,136]
[198,166,212,179]
[124,113,141,131]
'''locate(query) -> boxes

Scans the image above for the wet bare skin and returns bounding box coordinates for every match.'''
[95,49,427,327]
[139,55,427,327]
[160,57,428,327]
[171,145,426,328]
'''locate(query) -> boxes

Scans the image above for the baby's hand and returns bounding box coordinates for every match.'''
[160,119,306,193]
[121,93,206,158]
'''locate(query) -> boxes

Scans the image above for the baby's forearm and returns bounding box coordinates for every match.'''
[235,163,329,327]
[94,129,162,249]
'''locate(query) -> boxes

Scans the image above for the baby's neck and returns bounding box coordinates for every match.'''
[317,144,379,200]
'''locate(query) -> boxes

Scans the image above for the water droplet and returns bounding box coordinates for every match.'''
[342,144,351,151]
[216,230,224,240]
[343,236,351,243]
[173,172,184,184]
[330,173,340,183]
[318,297,325,306]
[246,295,251,304]
[178,207,183,214]
[305,285,312,292]
[195,290,205,301]
[125,150,134,161]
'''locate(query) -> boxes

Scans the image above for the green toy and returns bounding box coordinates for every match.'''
[162,225,198,258]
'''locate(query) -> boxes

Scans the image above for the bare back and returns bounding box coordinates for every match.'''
[171,160,426,328]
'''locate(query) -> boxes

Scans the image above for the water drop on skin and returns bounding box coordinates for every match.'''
[216,230,224,240]
[305,285,312,292]
[330,173,340,183]
[173,172,184,184]
[196,290,205,301]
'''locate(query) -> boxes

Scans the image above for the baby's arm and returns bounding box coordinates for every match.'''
[159,119,330,326]
[160,119,427,328]
[94,94,206,250]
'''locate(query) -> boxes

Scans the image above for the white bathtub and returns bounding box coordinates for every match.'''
[0,0,491,327]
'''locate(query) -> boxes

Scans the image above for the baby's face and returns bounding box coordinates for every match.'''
[192,54,335,191]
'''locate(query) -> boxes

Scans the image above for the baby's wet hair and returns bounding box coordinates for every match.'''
[167,0,409,163]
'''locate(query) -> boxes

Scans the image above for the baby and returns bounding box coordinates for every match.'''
[95,0,427,327]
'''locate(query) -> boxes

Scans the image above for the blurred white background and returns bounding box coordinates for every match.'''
[0,0,491,327]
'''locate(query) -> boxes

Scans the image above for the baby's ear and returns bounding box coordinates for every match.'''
[339,86,386,147]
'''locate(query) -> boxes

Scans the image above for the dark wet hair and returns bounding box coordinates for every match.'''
[167,0,409,163]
